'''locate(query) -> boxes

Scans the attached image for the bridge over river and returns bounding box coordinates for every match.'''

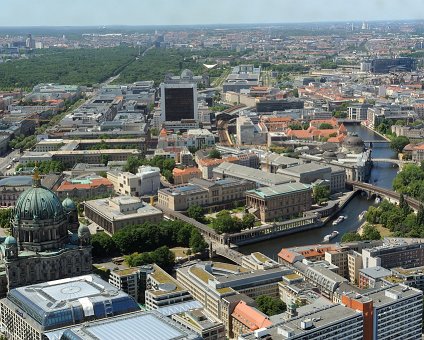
[347,180,421,211]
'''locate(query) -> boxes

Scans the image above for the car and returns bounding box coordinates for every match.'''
[6,165,11,170]
[12,157,18,162]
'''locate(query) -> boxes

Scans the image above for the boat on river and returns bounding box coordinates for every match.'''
[323,231,339,242]
[358,211,367,220]
[332,215,346,226]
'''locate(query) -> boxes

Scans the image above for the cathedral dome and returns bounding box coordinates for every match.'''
[78,224,91,238]
[14,170,64,222]
[342,134,365,153]
[62,197,77,212]
[4,236,17,246]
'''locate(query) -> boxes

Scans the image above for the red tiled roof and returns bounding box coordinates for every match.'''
[231,301,272,331]
[57,178,113,192]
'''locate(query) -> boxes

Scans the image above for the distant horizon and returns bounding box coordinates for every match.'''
[1,0,423,27]
[0,18,423,30]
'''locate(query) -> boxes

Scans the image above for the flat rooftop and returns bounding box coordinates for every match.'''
[246,182,311,199]
[52,311,201,340]
[85,197,162,221]
[241,304,361,340]
[213,162,293,186]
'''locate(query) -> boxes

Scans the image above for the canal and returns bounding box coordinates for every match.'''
[239,124,398,259]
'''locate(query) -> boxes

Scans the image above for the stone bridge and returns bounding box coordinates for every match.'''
[347,180,421,211]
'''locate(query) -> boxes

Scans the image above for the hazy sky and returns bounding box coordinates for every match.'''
[1,0,423,26]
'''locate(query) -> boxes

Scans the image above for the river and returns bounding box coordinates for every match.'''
[239,124,398,259]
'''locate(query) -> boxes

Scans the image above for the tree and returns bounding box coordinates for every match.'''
[91,233,117,258]
[241,213,256,229]
[417,204,424,227]
[390,136,410,153]
[255,295,286,316]
[187,204,205,222]
[318,123,334,130]
[288,123,303,130]
[341,232,363,242]
[211,210,242,234]
[313,184,330,204]
[0,208,11,229]
[361,224,381,240]
[189,229,208,253]
[208,149,221,159]
[399,193,412,216]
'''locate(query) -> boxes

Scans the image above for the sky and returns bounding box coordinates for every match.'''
[0,0,423,27]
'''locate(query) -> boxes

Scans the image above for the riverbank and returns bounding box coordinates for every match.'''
[361,122,391,142]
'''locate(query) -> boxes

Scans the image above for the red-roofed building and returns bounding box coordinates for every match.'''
[231,301,272,339]
[173,167,202,185]
[56,176,114,200]
[278,244,340,264]
[404,142,424,162]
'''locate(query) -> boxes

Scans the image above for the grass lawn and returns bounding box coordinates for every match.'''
[374,224,393,237]
[170,247,190,258]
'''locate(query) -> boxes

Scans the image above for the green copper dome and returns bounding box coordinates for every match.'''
[14,185,65,221]
[4,236,17,245]
[62,197,77,211]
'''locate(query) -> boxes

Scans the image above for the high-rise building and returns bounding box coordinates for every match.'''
[160,71,198,122]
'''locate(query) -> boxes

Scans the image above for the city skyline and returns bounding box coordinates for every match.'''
[0,0,423,27]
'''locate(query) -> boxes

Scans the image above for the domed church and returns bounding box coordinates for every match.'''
[0,168,92,296]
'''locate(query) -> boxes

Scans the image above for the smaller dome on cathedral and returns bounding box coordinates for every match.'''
[62,196,77,211]
[4,236,17,246]
[78,224,91,238]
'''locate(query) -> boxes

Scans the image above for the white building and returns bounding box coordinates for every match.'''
[107,165,160,197]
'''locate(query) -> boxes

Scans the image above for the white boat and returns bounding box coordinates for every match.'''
[324,231,339,242]
[332,215,346,226]
[358,211,367,220]
[375,197,381,204]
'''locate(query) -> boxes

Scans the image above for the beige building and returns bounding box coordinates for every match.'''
[176,261,291,337]
[172,309,226,340]
[84,196,163,234]
[158,177,255,211]
[145,264,194,312]
[245,182,312,222]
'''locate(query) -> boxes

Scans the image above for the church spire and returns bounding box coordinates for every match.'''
[33,162,41,187]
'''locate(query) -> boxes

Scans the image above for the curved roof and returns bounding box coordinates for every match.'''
[343,135,365,148]
[4,235,17,245]
[0,176,33,187]
[14,185,65,221]
[62,197,77,211]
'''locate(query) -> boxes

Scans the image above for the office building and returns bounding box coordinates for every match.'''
[176,261,291,336]
[370,57,416,74]
[347,104,372,121]
[361,238,424,269]
[245,183,312,222]
[0,275,140,340]
[172,309,226,340]
[145,264,195,314]
[358,266,391,289]
[84,196,163,234]
[239,304,363,340]
[160,73,198,122]
[342,284,423,340]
